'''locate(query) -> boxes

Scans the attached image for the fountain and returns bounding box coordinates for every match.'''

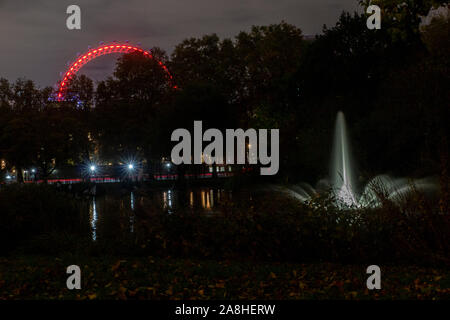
[277,111,438,208]
[331,111,358,206]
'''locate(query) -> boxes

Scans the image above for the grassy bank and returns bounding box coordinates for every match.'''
[1,183,449,300]
[1,256,449,300]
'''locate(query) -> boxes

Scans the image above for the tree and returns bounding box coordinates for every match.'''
[32,106,88,182]
[421,11,450,59]
[360,0,448,43]
[0,79,43,182]
[94,49,176,172]
[0,117,36,182]
[0,78,90,183]
[170,22,305,180]
[235,22,304,125]
[65,74,94,109]
[362,12,449,175]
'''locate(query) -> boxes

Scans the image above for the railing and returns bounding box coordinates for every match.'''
[22,172,236,184]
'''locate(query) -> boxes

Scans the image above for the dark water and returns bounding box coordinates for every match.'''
[88,188,235,241]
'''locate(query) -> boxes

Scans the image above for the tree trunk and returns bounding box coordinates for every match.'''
[16,166,24,183]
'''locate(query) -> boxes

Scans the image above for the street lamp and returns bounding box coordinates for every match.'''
[127,163,136,182]
[90,165,96,172]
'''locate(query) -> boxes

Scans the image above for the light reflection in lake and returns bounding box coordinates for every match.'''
[163,190,173,212]
[130,191,135,233]
[89,196,98,241]
[87,188,234,241]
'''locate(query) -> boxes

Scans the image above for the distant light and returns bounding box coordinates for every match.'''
[6,175,11,180]
[31,169,36,173]
[166,163,171,168]
[90,165,96,172]
[128,164,134,170]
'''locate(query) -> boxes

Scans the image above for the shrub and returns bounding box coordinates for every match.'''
[0,184,89,254]
[130,189,450,266]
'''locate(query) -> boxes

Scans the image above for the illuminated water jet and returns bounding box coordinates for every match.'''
[277,111,438,208]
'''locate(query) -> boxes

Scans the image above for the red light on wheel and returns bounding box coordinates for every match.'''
[58,42,175,98]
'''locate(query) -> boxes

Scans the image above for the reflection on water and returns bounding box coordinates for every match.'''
[130,191,135,233]
[201,190,212,209]
[163,190,173,212]
[89,196,98,241]
[88,188,233,241]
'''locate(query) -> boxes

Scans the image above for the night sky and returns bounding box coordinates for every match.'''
[0,0,359,88]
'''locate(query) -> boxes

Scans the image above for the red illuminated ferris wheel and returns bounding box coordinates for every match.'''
[56,43,177,100]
